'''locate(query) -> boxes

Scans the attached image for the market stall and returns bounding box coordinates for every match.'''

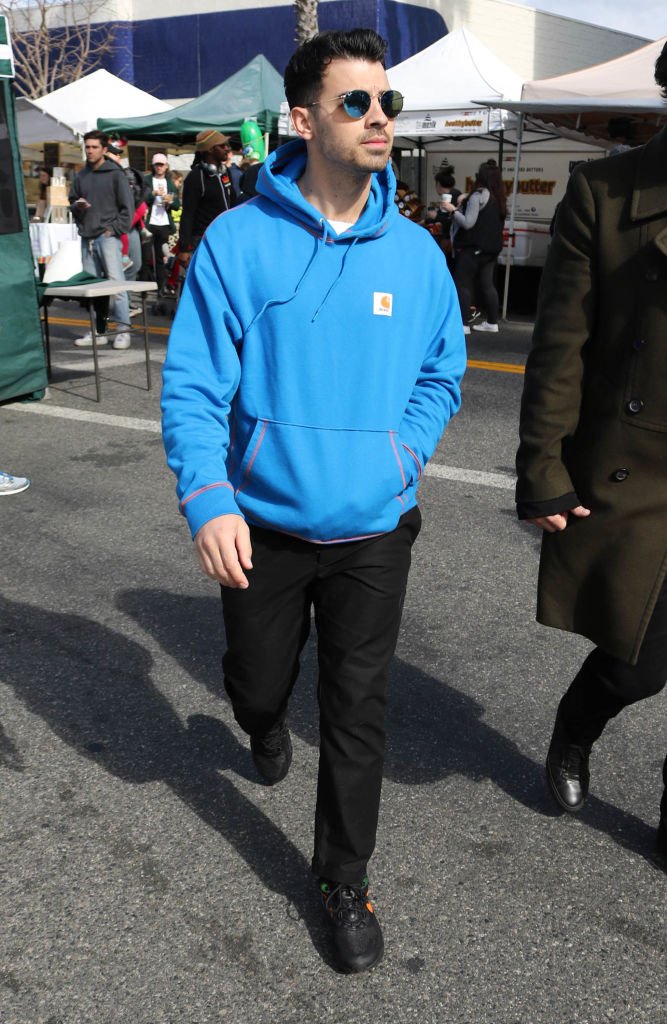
[0,16,47,403]
[98,54,284,143]
[491,34,667,314]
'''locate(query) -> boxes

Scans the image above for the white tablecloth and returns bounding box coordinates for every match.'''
[29,222,79,260]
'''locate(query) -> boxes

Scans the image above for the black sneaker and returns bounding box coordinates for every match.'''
[319,876,384,974]
[250,721,292,785]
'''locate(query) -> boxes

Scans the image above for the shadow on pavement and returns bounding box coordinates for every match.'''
[0,595,333,966]
[117,588,663,866]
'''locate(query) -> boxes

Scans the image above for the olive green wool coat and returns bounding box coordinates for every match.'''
[516,126,667,665]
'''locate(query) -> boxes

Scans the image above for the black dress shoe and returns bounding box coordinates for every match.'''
[546,712,591,813]
[250,721,292,785]
[319,877,384,974]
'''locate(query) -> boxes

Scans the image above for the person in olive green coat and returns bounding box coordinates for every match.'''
[516,44,667,857]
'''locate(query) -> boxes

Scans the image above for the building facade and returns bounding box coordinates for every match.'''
[74,0,646,101]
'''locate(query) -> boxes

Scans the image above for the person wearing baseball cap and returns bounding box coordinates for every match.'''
[178,130,235,259]
[144,153,180,294]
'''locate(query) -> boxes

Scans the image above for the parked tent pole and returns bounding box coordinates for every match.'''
[502,112,523,321]
[497,129,504,166]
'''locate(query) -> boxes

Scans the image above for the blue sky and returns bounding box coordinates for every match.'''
[509,0,667,40]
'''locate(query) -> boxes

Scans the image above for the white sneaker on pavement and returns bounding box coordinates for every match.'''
[472,321,499,333]
[75,332,108,348]
[113,332,131,350]
[0,471,31,496]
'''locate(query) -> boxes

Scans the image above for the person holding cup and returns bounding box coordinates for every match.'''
[425,167,461,267]
[144,154,180,294]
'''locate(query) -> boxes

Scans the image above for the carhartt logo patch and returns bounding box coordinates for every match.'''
[373,292,393,316]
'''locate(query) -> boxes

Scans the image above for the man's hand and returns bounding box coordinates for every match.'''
[194,514,253,588]
[178,252,192,267]
[527,505,591,533]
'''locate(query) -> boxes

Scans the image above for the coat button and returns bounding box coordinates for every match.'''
[633,338,647,351]
[611,468,630,482]
[626,398,644,414]
[645,268,659,281]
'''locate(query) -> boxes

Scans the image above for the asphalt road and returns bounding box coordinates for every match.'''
[1,303,664,1024]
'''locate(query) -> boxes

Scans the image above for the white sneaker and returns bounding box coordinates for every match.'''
[463,325,470,335]
[113,332,131,350]
[75,332,108,347]
[472,321,499,333]
[0,471,30,496]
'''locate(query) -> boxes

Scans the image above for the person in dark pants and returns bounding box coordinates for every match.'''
[144,154,179,294]
[161,28,466,973]
[442,161,505,335]
[515,42,667,859]
[177,130,235,273]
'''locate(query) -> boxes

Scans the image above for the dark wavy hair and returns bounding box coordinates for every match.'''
[475,161,507,219]
[83,129,109,147]
[435,167,456,189]
[284,28,388,109]
[655,40,667,99]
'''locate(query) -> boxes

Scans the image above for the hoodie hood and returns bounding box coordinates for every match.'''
[256,138,397,240]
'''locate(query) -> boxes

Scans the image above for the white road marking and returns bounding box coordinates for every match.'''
[426,463,515,490]
[11,402,161,433]
[10,404,517,489]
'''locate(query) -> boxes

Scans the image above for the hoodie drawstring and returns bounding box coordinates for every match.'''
[311,233,359,322]
[243,219,359,336]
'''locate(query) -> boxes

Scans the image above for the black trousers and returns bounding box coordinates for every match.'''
[221,507,421,885]
[454,248,500,325]
[148,223,172,291]
[559,576,667,817]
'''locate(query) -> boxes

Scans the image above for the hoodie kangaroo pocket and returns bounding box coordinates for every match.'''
[234,419,415,540]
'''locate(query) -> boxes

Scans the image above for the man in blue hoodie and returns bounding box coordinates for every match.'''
[162,28,466,973]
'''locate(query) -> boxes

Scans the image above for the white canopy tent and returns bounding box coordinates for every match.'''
[16,69,172,146]
[387,28,524,139]
[489,35,667,316]
[521,35,666,116]
[278,28,523,148]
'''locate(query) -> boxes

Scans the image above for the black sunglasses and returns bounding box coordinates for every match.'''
[309,89,404,120]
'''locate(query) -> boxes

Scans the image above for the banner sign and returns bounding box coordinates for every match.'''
[394,108,491,136]
[0,16,15,79]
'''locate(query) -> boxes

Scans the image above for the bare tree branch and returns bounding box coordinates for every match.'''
[1,0,121,97]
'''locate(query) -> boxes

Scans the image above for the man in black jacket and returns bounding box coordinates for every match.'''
[178,130,235,267]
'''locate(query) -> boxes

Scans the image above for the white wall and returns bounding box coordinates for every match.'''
[430,0,647,79]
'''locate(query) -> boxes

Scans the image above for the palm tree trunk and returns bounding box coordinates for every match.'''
[294,0,319,45]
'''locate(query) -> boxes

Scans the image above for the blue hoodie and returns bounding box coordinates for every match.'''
[161,139,466,543]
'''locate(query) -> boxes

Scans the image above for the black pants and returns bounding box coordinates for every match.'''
[148,224,172,291]
[559,577,667,818]
[454,248,499,325]
[221,507,421,885]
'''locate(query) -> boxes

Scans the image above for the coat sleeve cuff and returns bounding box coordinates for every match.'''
[179,482,243,538]
[516,492,579,520]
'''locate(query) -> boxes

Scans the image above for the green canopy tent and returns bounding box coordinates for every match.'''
[0,16,47,403]
[98,54,285,143]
